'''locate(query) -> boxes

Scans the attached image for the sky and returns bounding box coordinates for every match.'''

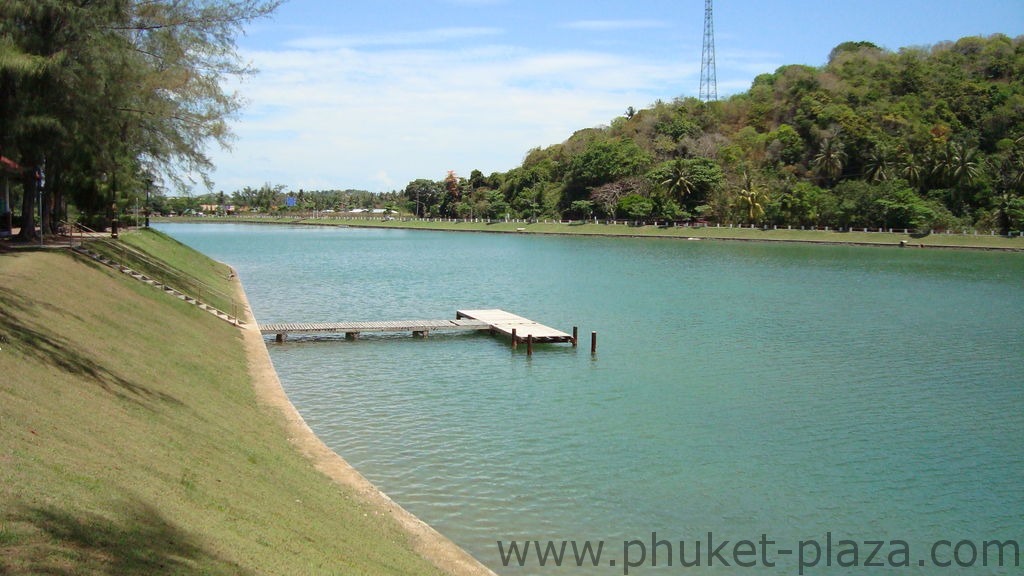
[203,0,1024,194]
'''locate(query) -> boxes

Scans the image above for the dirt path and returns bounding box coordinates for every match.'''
[231,271,497,576]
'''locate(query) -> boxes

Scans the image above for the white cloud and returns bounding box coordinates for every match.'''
[285,27,502,50]
[563,19,670,31]
[717,48,784,74]
[206,29,772,193]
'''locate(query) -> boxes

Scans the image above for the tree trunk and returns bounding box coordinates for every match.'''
[45,161,62,234]
[50,185,62,234]
[16,169,36,242]
[40,185,52,237]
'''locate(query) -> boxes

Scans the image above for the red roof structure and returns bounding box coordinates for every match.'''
[1,155,23,174]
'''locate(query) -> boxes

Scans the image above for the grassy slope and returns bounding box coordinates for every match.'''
[82,229,239,315]
[0,236,447,575]
[163,216,1024,251]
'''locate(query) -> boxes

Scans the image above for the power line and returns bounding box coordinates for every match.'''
[699,0,718,102]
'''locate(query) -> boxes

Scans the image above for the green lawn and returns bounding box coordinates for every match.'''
[159,216,1024,251]
[0,239,453,575]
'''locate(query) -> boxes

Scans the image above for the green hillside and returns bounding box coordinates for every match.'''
[388,34,1024,233]
[497,35,1024,229]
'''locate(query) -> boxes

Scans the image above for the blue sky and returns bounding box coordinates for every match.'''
[205,0,1023,194]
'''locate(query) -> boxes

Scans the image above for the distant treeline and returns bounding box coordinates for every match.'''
[157,186,402,216]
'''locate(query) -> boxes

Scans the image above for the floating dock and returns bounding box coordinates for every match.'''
[455,309,575,343]
[259,308,586,353]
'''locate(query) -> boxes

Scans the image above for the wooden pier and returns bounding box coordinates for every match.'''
[455,309,575,344]
[259,318,490,341]
[259,308,585,352]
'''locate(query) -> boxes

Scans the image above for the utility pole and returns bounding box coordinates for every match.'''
[699,0,718,102]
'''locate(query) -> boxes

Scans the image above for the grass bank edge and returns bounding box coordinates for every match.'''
[0,234,488,575]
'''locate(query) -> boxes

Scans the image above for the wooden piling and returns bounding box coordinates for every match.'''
[527,334,534,356]
[591,331,597,354]
[572,326,578,348]
[511,328,518,350]
[276,333,284,343]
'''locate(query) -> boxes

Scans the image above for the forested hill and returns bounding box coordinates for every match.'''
[405,34,1024,233]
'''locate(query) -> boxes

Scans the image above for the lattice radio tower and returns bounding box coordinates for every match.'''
[699,0,718,102]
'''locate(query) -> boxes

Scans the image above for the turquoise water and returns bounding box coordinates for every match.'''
[158,223,1023,575]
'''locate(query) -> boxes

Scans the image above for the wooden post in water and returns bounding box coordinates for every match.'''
[591,331,597,355]
[527,334,534,356]
[511,328,518,350]
[276,333,284,343]
[346,332,358,341]
[572,326,578,348]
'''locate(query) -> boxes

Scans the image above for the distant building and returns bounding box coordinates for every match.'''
[199,204,236,214]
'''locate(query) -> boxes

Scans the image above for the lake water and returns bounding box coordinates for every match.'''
[157,222,1023,575]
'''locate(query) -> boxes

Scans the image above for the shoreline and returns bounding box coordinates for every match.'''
[155,216,1024,252]
[230,269,496,576]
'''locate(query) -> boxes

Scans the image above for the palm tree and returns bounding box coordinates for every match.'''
[1012,155,1024,192]
[994,192,1015,236]
[949,143,981,188]
[736,173,769,224]
[931,141,977,185]
[899,152,925,190]
[989,140,1024,234]
[1003,136,1024,192]
[933,141,980,214]
[864,147,892,182]
[1011,156,1024,192]
[931,143,953,183]
[661,158,694,202]
[812,137,846,186]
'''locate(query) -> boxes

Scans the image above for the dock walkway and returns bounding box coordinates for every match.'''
[260,309,578,349]
[455,309,574,343]
[259,318,489,340]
